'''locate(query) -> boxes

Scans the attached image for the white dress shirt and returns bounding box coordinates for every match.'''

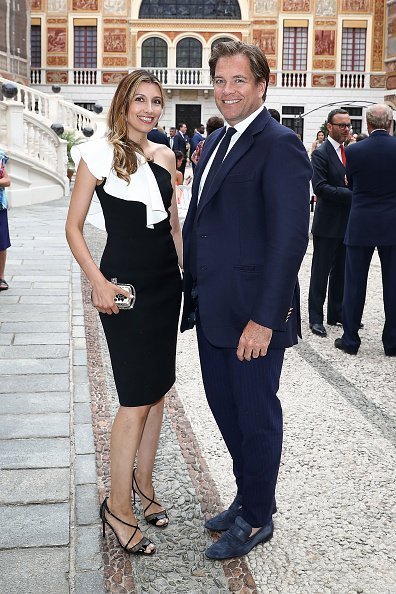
[327,135,345,164]
[198,104,265,201]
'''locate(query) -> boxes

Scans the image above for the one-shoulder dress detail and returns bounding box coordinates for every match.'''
[96,161,182,407]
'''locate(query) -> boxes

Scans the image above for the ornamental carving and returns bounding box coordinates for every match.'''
[48,0,67,11]
[47,55,68,66]
[46,71,68,83]
[313,58,335,68]
[104,0,126,13]
[103,56,128,66]
[312,73,335,86]
[30,0,42,9]
[370,74,386,87]
[102,71,128,84]
[371,0,385,70]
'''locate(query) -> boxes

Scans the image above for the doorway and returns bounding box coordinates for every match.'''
[175,104,202,139]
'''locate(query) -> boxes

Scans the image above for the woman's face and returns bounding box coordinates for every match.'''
[317,131,325,142]
[126,82,163,136]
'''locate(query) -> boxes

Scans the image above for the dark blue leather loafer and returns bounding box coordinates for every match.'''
[205,516,273,560]
[204,493,242,531]
[205,495,277,532]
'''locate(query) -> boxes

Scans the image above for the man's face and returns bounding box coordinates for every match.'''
[169,127,176,137]
[327,113,351,144]
[213,54,266,126]
[198,125,205,134]
[180,124,187,134]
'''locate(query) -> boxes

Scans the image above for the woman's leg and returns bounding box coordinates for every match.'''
[0,249,6,278]
[106,404,155,552]
[134,397,168,524]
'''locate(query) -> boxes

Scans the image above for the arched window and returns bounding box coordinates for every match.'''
[141,37,168,68]
[176,38,202,69]
[211,37,234,52]
[139,0,241,19]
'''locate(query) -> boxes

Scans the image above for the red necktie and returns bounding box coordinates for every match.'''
[340,144,346,166]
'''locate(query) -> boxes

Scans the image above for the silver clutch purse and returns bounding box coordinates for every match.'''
[111,277,136,310]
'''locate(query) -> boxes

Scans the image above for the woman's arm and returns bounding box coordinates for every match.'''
[65,160,128,314]
[0,167,11,187]
[163,150,183,269]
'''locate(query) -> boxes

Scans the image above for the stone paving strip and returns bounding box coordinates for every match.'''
[0,200,105,594]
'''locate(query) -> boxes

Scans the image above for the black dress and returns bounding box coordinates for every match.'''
[96,162,182,407]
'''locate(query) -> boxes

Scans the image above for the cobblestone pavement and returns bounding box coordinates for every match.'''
[1,197,395,594]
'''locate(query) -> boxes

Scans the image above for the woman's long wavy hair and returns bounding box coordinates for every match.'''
[107,69,164,183]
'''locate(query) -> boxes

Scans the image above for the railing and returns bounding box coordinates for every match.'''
[30,67,384,91]
[0,75,97,133]
[23,113,66,178]
[281,72,308,88]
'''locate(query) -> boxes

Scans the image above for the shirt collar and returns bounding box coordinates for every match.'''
[327,135,343,151]
[225,104,265,135]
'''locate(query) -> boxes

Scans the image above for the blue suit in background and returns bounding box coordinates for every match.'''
[340,130,396,355]
[181,107,311,528]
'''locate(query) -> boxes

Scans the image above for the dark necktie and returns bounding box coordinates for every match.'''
[200,127,237,200]
[340,144,346,166]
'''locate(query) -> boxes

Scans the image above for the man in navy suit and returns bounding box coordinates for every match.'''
[147,124,170,147]
[172,122,189,176]
[335,104,396,356]
[181,41,311,559]
[308,109,352,337]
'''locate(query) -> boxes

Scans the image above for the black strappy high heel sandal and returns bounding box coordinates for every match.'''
[100,497,155,555]
[132,469,169,528]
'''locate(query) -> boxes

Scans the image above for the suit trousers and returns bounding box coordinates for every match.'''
[308,234,346,324]
[342,245,396,353]
[196,318,285,527]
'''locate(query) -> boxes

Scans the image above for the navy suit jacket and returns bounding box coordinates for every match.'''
[172,131,189,157]
[147,128,170,147]
[311,139,352,239]
[181,108,312,349]
[190,131,205,155]
[345,131,396,246]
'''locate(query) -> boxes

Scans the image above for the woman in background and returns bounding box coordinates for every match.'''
[0,151,11,291]
[311,130,325,154]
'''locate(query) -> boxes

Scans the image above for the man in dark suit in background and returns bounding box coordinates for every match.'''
[172,122,189,176]
[335,104,396,356]
[181,41,311,560]
[189,124,205,171]
[168,126,176,149]
[147,124,170,146]
[308,108,352,337]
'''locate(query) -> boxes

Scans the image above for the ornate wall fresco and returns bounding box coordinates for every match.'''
[340,0,370,12]
[315,0,336,16]
[72,0,99,10]
[253,29,276,55]
[254,0,277,14]
[104,0,127,13]
[103,56,128,66]
[282,0,311,11]
[369,74,385,87]
[313,58,336,68]
[314,30,335,55]
[102,71,128,84]
[46,70,68,83]
[47,55,68,65]
[47,28,67,53]
[103,28,127,52]
[30,0,42,9]
[370,0,384,70]
[47,0,67,11]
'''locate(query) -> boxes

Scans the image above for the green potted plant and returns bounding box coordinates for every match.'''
[61,129,84,181]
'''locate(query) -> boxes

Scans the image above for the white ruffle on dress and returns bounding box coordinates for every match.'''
[71,137,168,230]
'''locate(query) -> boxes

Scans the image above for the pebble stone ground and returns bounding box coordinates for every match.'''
[0,196,395,594]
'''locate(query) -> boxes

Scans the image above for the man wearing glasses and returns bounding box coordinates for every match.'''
[308,108,353,337]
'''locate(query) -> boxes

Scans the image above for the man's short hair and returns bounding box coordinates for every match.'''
[327,108,349,124]
[268,108,280,122]
[206,116,224,136]
[209,41,270,102]
[177,123,186,130]
[366,104,393,131]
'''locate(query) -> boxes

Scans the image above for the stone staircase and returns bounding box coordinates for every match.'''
[0,77,106,207]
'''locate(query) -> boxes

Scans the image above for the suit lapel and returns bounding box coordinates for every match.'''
[326,139,345,174]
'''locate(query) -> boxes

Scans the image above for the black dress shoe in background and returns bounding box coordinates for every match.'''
[334,338,358,355]
[310,323,327,337]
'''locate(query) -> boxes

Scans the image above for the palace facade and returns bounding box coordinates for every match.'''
[28,0,388,146]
